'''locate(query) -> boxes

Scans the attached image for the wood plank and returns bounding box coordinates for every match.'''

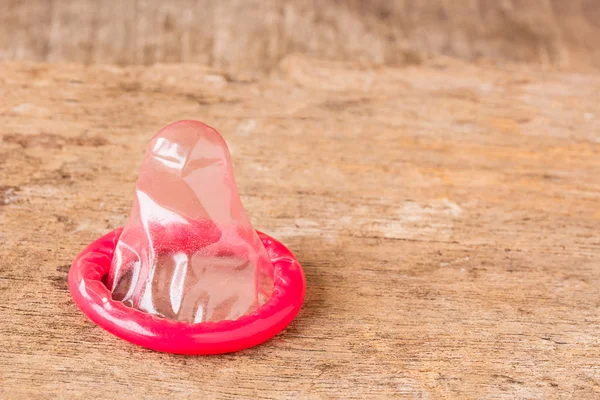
[1,0,600,70]
[0,57,599,398]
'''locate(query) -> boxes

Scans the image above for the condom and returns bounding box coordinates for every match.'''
[68,120,305,354]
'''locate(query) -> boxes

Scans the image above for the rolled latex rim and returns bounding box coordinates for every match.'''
[68,228,305,355]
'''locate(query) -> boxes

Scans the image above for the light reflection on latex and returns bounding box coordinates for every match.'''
[152,137,187,170]
[169,252,188,314]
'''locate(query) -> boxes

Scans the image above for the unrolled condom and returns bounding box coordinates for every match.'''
[108,120,274,323]
[68,120,305,354]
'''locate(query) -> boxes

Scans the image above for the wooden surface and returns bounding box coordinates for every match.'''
[2,0,600,71]
[0,57,599,399]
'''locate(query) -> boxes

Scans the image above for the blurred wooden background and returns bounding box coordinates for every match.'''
[1,0,599,72]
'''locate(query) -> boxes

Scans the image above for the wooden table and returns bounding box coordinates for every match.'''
[0,57,599,399]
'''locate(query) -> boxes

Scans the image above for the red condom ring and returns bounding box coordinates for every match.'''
[69,121,306,354]
[68,228,305,354]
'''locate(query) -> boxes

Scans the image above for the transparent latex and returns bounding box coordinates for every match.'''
[108,121,274,323]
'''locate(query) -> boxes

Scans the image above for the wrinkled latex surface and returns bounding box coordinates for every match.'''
[108,120,274,323]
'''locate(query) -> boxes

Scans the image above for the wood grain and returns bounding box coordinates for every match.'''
[0,57,599,398]
[1,0,600,71]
